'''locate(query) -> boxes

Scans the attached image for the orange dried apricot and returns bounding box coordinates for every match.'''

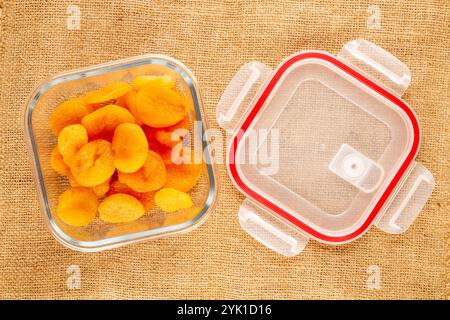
[84,82,131,104]
[107,180,140,198]
[143,125,181,165]
[154,130,179,148]
[112,123,148,173]
[151,145,174,165]
[153,117,190,148]
[70,139,115,187]
[107,181,153,211]
[139,192,155,211]
[50,98,92,134]
[91,179,110,198]
[99,193,145,223]
[49,75,203,228]
[180,93,195,113]
[114,90,143,124]
[154,187,193,213]
[132,74,175,90]
[86,102,110,111]
[114,95,128,109]
[81,104,135,139]
[124,90,143,125]
[57,124,88,166]
[136,82,186,128]
[50,147,70,176]
[142,124,159,148]
[166,116,190,131]
[165,150,203,192]
[159,147,177,165]
[118,150,167,192]
[68,173,80,187]
[56,187,98,227]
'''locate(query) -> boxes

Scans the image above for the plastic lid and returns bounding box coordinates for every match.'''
[218,40,434,251]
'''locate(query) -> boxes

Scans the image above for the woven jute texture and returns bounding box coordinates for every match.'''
[0,0,449,299]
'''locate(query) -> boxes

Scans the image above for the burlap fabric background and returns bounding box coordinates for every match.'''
[0,0,449,299]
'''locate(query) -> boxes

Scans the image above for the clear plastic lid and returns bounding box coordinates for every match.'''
[217,40,434,256]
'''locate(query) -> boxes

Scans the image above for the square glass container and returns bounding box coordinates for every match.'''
[25,54,217,252]
[217,39,434,256]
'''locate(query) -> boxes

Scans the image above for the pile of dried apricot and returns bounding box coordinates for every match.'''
[50,75,203,228]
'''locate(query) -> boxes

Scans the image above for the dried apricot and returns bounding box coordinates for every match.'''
[99,193,145,223]
[148,144,177,165]
[91,179,110,198]
[165,150,202,192]
[50,147,70,176]
[56,187,98,227]
[179,93,195,113]
[57,124,88,166]
[84,82,131,104]
[107,180,140,198]
[49,77,204,228]
[158,145,184,165]
[81,104,135,139]
[132,74,175,90]
[166,116,190,131]
[68,173,80,187]
[142,124,160,149]
[154,187,193,213]
[50,98,92,134]
[70,139,115,187]
[153,117,190,148]
[159,147,177,165]
[136,82,186,128]
[112,123,148,173]
[125,90,144,125]
[165,147,203,192]
[115,90,142,123]
[118,150,167,192]
[139,192,155,211]
[114,95,128,109]
[86,102,110,111]
[108,181,153,211]
[143,125,181,165]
